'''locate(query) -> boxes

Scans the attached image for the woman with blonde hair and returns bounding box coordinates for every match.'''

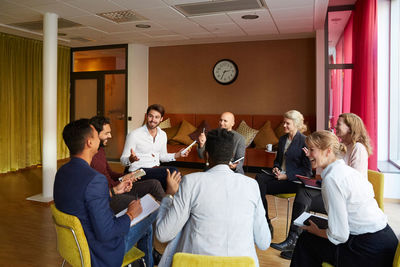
[273,113,373,260]
[290,131,397,267]
[335,113,371,178]
[256,110,312,237]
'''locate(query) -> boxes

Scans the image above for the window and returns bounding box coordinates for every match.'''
[327,7,354,131]
[389,0,400,167]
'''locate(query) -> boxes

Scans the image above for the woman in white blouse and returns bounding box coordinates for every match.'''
[290,131,398,267]
[274,113,373,260]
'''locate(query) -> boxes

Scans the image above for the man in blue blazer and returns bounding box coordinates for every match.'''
[54,119,155,267]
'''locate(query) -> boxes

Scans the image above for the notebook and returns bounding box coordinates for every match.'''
[115,194,160,226]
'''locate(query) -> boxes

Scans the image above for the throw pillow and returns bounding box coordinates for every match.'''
[236,120,259,147]
[164,123,181,141]
[189,120,211,142]
[274,121,286,138]
[172,120,197,145]
[159,118,171,129]
[253,121,279,149]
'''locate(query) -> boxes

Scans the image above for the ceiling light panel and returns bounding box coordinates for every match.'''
[97,10,148,23]
[174,0,265,17]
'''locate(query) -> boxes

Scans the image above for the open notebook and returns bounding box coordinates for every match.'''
[116,194,160,226]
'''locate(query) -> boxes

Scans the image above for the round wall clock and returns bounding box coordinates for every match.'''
[213,59,238,85]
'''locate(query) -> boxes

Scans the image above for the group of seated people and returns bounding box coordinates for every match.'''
[53,104,398,267]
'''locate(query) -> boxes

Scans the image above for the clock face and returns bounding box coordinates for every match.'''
[213,59,238,85]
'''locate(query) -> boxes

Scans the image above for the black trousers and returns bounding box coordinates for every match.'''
[255,172,299,220]
[110,179,165,214]
[291,186,326,225]
[139,166,179,191]
[290,224,398,267]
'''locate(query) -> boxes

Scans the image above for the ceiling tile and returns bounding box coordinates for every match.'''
[31,2,90,17]
[0,6,43,22]
[264,0,315,9]
[190,13,232,25]
[269,6,314,20]
[65,0,125,14]
[274,17,313,28]
[8,0,59,8]
[163,0,210,5]
[110,0,166,10]
[135,6,185,21]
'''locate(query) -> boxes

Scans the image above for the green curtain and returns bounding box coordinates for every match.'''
[0,33,70,173]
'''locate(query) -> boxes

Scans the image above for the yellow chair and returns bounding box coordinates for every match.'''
[172,252,255,267]
[367,169,384,211]
[322,262,333,267]
[393,241,400,267]
[273,193,296,236]
[50,204,146,267]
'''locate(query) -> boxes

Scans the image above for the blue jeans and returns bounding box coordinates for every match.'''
[124,211,158,267]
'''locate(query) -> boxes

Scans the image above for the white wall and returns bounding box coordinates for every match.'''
[127,44,149,132]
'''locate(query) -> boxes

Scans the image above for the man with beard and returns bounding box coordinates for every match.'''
[90,116,165,214]
[120,104,189,191]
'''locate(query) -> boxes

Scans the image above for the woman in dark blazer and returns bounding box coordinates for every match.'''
[256,110,312,237]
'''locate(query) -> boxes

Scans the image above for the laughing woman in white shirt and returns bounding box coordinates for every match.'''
[290,130,398,267]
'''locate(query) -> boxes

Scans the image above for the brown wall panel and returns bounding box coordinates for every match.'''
[149,38,316,116]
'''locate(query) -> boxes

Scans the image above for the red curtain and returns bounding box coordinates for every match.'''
[351,0,378,170]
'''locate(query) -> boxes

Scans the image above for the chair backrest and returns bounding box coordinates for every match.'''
[50,204,91,267]
[172,253,255,267]
[367,170,384,211]
[393,241,400,267]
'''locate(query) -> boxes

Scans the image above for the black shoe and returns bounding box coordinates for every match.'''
[153,248,162,265]
[270,231,298,251]
[268,220,274,239]
[280,249,293,260]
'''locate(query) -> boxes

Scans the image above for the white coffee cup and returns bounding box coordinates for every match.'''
[266,144,272,152]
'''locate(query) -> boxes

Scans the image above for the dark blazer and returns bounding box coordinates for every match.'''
[54,157,131,267]
[274,131,312,181]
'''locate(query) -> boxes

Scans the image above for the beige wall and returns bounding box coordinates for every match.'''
[149,38,316,116]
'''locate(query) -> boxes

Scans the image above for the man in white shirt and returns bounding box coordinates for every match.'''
[120,104,189,190]
[156,128,271,267]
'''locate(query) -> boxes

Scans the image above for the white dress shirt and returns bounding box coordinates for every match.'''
[321,160,387,245]
[156,164,271,267]
[343,142,368,179]
[120,125,175,171]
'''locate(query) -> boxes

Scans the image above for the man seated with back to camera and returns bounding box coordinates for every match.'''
[120,104,190,191]
[54,119,155,267]
[90,115,165,214]
[197,111,246,174]
[156,128,271,267]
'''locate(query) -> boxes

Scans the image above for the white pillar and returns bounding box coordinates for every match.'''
[27,12,58,202]
[315,28,326,131]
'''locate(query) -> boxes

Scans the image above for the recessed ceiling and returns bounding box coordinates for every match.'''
[0,0,332,47]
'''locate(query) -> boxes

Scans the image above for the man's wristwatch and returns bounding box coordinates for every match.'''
[165,194,174,200]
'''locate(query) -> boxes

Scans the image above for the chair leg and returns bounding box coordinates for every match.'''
[61,259,66,267]
[271,196,278,221]
[141,258,147,267]
[285,198,290,237]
